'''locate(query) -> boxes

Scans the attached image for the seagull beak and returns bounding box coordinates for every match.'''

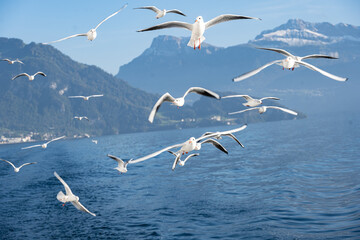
[195,19,197,23]
[189,141,192,143]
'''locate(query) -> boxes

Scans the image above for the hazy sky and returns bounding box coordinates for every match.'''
[0,0,359,74]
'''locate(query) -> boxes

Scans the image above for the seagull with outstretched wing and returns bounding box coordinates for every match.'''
[233,47,348,82]
[138,14,260,49]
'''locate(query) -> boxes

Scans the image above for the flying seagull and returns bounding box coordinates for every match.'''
[168,151,199,169]
[12,72,46,81]
[229,106,298,116]
[138,14,260,49]
[54,172,96,216]
[43,4,127,44]
[74,116,89,121]
[21,136,66,150]
[148,87,220,123]
[128,125,247,166]
[200,130,245,148]
[134,6,186,19]
[233,47,348,82]
[222,94,280,107]
[68,94,103,101]
[0,159,37,173]
[107,154,129,174]
[2,58,23,64]
[92,140,98,144]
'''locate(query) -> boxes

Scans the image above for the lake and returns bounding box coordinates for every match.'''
[0,113,359,239]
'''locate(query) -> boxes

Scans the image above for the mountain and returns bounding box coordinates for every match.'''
[251,19,360,47]
[0,38,299,139]
[116,19,360,114]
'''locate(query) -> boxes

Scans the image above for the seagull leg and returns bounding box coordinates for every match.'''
[194,42,196,50]
[62,203,65,207]
[283,67,284,70]
[292,67,294,71]
[198,38,201,50]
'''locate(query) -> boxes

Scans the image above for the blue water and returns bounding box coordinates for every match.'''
[0,114,359,239]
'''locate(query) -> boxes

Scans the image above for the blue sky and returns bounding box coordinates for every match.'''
[0,0,359,74]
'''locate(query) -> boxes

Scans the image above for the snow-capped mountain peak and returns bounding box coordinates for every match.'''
[251,19,360,46]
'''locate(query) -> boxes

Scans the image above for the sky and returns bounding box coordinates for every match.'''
[0,0,359,74]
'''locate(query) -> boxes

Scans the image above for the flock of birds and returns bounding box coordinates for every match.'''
[1,3,347,217]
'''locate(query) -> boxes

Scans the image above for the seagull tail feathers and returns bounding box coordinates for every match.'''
[187,36,205,48]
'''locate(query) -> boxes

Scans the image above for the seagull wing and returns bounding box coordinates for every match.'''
[205,14,261,29]
[256,47,294,57]
[54,171,73,195]
[68,96,85,99]
[134,6,161,14]
[223,133,245,148]
[107,154,124,165]
[228,108,259,115]
[71,200,96,216]
[183,87,220,99]
[46,136,66,144]
[296,60,348,82]
[148,93,176,123]
[94,3,128,30]
[233,60,282,82]
[300,54,338,60]
[12,73,30,80]
[34,72,46,77]
[221,124,248,135]
[259,97,280,101]
[167,150,177,157]
[21,144,42,150]
[18,162,37,170]
[201,139,228,154]
[167,9,186,17]
[222,95,253,101]
[183,153,199,164]
[171,153,181,171]
[0,159,16,169]
[129,143,184,164]
[88,94,104,98]
[15,59,24,64]
[43,33,88,44]
[2,59,11,63]
[137,21,193,32]
[265,106,298,115]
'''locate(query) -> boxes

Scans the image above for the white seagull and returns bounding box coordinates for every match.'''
[222,94,280,107]
[92,140,98,144]
[167,138,227,171]
[138,14,260,49]
[43,4,127,44]
[229,106,298,116]
[134,6,186,19]
[68,94,103,101]
[2,58,23,64]
[74,116,89,121]
[200,130,245,148]
[128,125,247,166]
[148,87,220,123]
[168,151,199,169]
[0,159,37,173]
[54,172,96,216]
[21,136,66,150]
[107,154,129,173]
[12,72,46,81]
[233,47,348,82]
